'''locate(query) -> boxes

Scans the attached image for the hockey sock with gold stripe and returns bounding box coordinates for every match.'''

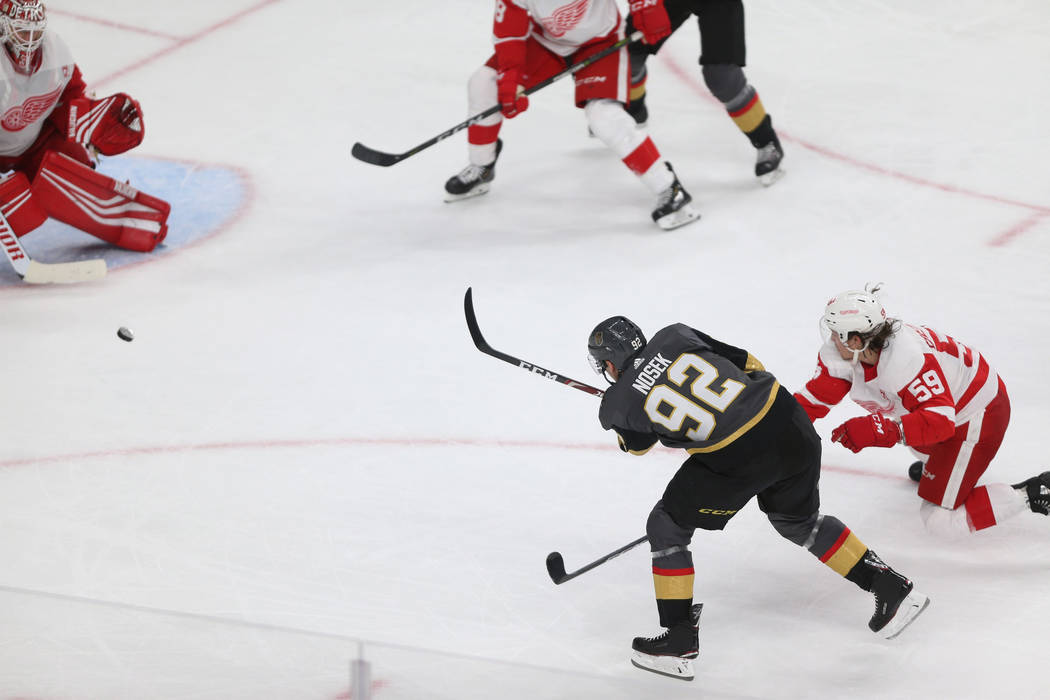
[652,547,694,627]
[803,515,871,585]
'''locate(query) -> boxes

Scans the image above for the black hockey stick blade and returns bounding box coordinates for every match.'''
[545,552,569,584]
[464,287,605,397]
[545,535,649,585]
[351,142,402,167]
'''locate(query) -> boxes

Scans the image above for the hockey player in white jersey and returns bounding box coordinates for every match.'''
[444,0,700,230]
[0,0,170,261]
[794,286,1050,536]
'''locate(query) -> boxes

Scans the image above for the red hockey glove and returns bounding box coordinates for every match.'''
[497,68,528,119]
[831,414,902,453]
[630,0,672,45]
[55,93,145,156]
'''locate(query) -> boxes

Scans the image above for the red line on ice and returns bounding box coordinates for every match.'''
[49,9,183,40]
[0,435,907,482]
[90,0,287,90]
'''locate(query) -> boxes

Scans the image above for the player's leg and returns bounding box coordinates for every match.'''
[916,383,1033,534]
[31,151,170,252]
[630,501,701,680]
[632,458,757,680]
[760,404,928,639]
[445,41,563,202]
[697,0,784,184]
[577,33,699,230]
[623,0,697,126]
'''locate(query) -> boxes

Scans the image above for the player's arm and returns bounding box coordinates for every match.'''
[57,65,87,103]
[894,356,956,446]
[690,328,765,373]
[49,64,145,156]
[832,355,955,453]
[494,0,530,66]
[493,0,530,117]
[793,354,851,422]
[614,427,659,455]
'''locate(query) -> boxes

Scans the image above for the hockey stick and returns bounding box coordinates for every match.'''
[546,535,649,584]
[464,287,605,397]
[353,31,644,167]
[465,288,646,583]
[0,216,107,284]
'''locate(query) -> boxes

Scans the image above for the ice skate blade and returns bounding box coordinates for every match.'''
[443,184,491,203]
[758,167,785,187]
[656,204,701,231]
[878,590,930,640]
[631,652,695,681]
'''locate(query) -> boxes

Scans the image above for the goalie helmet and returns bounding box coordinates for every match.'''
[587,316,647,378]
[821,289,888,343]
[0,0,46,75]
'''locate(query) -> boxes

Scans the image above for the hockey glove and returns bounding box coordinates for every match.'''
[497,68,528,119]
[54,93,145,156]
[630,0,672,45]
[831,414,902,453]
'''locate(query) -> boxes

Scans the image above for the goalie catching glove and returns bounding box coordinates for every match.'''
[52,92,145,156]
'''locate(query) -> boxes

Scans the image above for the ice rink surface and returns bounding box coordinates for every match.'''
[1,1,1048,698]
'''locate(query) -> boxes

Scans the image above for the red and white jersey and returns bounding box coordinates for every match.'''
[496,0,620,57]
[0,32,76,158]
[795,324,1001,446]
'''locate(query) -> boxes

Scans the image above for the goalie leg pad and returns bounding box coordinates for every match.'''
[0,171,48,237]
[32,151,171,252]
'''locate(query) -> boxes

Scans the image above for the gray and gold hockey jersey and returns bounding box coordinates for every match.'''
[598,324,781,455]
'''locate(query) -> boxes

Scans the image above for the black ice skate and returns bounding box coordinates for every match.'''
[652,163,700,231]
[444,139,502,202]
[1012,471,1050,515]
[864,551,930,639]
[755,132,785,187]
[630,603,702,681]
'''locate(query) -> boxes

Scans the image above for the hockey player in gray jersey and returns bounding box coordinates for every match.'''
[587,317,928,681]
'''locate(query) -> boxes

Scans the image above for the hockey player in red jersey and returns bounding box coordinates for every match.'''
[444,0,700,230]
[794,286,1050,536]
[0,0,170,260]
[625,0,785,185]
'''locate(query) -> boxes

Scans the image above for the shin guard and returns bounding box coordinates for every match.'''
[32,151,170,252]
[0,171,48,237]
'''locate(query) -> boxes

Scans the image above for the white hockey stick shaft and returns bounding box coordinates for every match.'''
[0,210,107,284]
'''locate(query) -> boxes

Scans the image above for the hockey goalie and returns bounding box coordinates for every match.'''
[0,0,170,258]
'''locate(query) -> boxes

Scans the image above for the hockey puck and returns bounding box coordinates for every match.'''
[117,326,134,342]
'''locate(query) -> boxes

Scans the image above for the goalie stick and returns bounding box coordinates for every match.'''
[464,287,605,397]
[0,214,106,284]
[353,32,644,167]
[546,535,649,584]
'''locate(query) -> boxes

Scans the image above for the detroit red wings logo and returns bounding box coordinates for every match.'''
[2,84,64,132]
[539,0,589,37]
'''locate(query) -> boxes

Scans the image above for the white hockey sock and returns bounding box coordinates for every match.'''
[467,65,501,166]
[585,99,672,194]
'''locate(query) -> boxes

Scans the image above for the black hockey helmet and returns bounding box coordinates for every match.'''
[587,316,647,379]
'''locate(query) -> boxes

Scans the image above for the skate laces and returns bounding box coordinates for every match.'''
[640,627,672,643]
[455,163,487,184]
[656,180,681,209]
[756,142,781,164]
